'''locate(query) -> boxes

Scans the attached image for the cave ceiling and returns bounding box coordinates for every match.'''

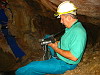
[26,0,100,25]
[7,0,100,26]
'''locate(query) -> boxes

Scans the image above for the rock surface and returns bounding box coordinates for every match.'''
[0,0,100,74]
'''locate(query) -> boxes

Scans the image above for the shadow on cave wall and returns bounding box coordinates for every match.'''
[33,14,65,37]
[81,23,100,51]
[0,71,15,75]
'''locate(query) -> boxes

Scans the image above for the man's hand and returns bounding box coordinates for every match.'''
[48,41,78,61]
[48,41,58,50]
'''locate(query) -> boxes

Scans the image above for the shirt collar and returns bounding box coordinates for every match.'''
[65,20,78,33]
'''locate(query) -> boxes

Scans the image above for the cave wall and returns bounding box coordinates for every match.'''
[6,0,43,53]
[0,0,100,71]
[6,0,100,49]
[32,0,100,25]
[0,33,16,71]
[7,0,100,42]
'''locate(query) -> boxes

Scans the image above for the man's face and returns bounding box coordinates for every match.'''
[60,15,70,28]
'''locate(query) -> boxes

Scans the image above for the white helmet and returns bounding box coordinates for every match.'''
[54,1,77,18]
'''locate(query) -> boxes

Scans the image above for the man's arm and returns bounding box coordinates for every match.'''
[48,42,78,61]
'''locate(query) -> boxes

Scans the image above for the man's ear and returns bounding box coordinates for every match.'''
[66,15,72,22]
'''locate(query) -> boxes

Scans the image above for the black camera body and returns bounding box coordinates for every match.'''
[39,35,55,45]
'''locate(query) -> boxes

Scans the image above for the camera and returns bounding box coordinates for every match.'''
[39,35,55,45]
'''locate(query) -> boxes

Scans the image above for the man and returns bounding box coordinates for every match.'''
[16,1,87,75]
